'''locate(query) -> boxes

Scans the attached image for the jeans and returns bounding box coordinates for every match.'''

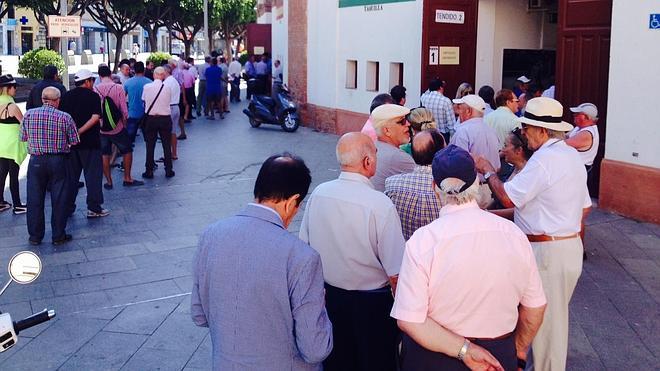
[68,148,104,214]
[27,154,70,242]
[197,80,207,115]
[0,157,21,205]
[231,76,241,102]
[144,115,173,174]
[126,117,141,145]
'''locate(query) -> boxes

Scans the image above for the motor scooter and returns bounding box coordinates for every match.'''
[243,79,300,132]
[0,251,56,352]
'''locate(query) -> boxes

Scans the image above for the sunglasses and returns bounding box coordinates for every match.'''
[395,117,408,126]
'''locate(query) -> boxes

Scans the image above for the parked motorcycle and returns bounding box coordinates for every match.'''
[0,251,56,352]
[243,80,300,132]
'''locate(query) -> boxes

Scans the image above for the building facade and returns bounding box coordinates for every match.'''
[273,0,659,223]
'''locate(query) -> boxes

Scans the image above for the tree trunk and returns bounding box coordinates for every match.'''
[208,28,214,55]
[146,26,158,52]
[224,35,232,59]
[183,38,192,58]
[113,33,124,72]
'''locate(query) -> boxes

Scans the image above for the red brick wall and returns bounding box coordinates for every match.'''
[288,0,308,106]
[599,159,660,224]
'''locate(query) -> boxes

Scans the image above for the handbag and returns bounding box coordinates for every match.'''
[138,83,165,129]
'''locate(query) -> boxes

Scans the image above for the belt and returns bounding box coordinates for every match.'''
[170,104,179,106]
[468,331,513,342]
[526,233,579,242]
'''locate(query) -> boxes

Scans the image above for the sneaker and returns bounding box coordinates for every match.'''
[142,172,154,179]
[12,204,27,215]
[87,209,110,218]
[52,234,73,246]
[123,180,145,187]
[0,201,10,212]
[177,134,187,140]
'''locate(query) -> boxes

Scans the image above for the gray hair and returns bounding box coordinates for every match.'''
[434,178,480,205]
[336,138,374,167]
[41,86,61,101]
[162,65,172,74]
[547,128,566,139]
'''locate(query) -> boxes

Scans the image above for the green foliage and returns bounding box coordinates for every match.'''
[238,51,249,65]
[146,52,172,67]
[17,48,65,79]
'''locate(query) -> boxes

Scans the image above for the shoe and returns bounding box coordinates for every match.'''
[13,204,27,215]
[220,115,225,120]
[29,238,42,246]
[118,163,125,172]
[0,201,10,212]
[123,180,145,187]
[155,157,165,163]
[177,134,187,140]
[87,209,110,218]
[224,110,230,113]
[52,234,73,246]
[103,183,113,190]
[142,172,154,179]
[165,171,175,178]
[78,181,85,188]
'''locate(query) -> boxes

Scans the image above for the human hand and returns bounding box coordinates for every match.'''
[463,342,504,371]
[472,154,495,174]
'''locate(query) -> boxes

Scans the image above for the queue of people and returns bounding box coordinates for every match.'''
[191,75,598,370]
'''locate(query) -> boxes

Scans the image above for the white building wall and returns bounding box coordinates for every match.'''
[271,0,288,84]
[307,0,339,109]
[605,0,660,168]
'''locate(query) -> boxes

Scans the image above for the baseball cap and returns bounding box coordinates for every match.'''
[431,144,477,194]
[452,94,486,112]
[517,75,531,83]
[569,103,598,120]
[74,69,94,82]
[371,104,411,129]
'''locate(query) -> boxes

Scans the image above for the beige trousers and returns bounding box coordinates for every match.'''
[476,183,494,209]
[527,238,583,371]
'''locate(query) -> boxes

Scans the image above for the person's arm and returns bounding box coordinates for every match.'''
[514,304,546,364]
[77,114,101,135]
[65,115,81,146]
[8,104,23,123]
[191,237,209,327]
[489,208,514,220]
[474,156,515,207]
[378,205,407,293]
[564,130,593,151]
[398,319,504,371]
[290,252,334,364]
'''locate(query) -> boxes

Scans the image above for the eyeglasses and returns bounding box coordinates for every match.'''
[395,118,408,126]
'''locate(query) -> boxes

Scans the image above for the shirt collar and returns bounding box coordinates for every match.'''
[338,171,374,188]
[439,200,480,216]
[461,117,483,126]
[413,165,432,174]
[539,138,562,150]
[248,202,283,224]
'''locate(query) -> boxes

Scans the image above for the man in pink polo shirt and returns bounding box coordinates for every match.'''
[391,144,547,371]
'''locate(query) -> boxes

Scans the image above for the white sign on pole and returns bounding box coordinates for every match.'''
[47,15,81,38]
[429,46,439,65]
[435,9,465,24]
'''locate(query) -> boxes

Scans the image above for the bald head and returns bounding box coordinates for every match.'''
[336,132,376,176]
[41,86,61,107]
[412,129,446,166]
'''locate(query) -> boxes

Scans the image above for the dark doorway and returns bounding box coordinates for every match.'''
[7,31,14,55]
[502,49,556,92]
[21,33,32,55]
[421,0,478,98]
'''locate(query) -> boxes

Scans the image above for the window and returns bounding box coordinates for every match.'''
[389,62,404,89]
[346,60,357,89]
[366,61,379,92]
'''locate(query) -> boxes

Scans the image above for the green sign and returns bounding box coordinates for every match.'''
[339,0,415,8]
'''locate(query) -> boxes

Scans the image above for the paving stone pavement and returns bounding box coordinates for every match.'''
[0,101,658,370]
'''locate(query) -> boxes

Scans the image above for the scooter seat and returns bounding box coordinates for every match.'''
[255,95,276,108]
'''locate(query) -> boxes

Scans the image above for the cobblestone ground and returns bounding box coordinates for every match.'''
[0,101,658,370]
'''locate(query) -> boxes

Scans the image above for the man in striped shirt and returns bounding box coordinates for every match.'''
[20,87,80,246]
[420,78,455,143]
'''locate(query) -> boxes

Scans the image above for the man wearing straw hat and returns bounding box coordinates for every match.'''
[474,97,591,370]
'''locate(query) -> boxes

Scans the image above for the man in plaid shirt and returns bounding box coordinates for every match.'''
[420,79,455,143]
[385,129,446,240]
[20,87,80,246]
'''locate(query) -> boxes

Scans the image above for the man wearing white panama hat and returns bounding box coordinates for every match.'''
[473,97,591,371]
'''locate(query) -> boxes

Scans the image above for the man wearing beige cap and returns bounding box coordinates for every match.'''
[565,103,599,172]
[370,104,415,191]
[450,94,500,208]
[474,97,591,371]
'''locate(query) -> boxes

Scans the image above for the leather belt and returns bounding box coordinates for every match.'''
[526,233,579,242]
[468,331,513,341]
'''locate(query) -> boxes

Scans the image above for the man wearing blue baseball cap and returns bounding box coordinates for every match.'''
[392,144,546,371]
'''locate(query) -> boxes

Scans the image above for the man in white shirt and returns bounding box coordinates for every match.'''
[163,65,181,163]
[486,89,522,180]
[371,104,416,192]
[474,97,591,371]
[141,67,173,178]
[228,57,242,103]
[565,103,599,171]
[300,132,405,371]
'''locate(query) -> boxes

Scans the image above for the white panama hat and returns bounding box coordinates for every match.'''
[517,97,574,132]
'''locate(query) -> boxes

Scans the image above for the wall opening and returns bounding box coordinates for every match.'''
[389,62,404,89]
[366,61,379,92]
[346,60,357,89]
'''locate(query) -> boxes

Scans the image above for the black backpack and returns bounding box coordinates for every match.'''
[96,84,122,131]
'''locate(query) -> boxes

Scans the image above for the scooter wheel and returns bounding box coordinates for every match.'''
[249,116,261,128]
[281,113,299,132]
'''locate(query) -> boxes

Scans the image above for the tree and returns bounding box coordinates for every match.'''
[140,0,177,52]
[169,0,203,57]
[213,0,256,58]
[87,0,146,71]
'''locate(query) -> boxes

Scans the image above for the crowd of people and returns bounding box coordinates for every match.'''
[191,75,599,371]
[0,51,281,245]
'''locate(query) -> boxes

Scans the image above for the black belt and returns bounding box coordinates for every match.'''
[324,283,391,294]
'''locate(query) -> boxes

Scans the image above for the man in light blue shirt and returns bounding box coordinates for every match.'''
[192,153,333,370]
[123,62,151,144]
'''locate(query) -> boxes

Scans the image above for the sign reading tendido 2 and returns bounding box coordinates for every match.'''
[339,0,415,8]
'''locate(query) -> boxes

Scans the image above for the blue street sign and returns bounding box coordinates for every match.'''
[650,14,660,29]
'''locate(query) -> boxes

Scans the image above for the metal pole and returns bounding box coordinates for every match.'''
[204,0,209,56]
[59,0,69,89]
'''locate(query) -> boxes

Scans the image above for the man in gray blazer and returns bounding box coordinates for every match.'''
[191,153,333,370]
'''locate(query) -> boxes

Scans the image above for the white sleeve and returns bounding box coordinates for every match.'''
[504,158,549,208]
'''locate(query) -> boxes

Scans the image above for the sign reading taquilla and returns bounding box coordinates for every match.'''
[339,0,415,8]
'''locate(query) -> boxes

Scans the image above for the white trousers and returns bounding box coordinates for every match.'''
[527,237,583,371]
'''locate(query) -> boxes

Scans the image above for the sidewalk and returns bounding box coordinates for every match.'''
[0,102,658,369]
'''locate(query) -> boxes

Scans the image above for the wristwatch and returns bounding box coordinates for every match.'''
[484,171,494,182]
[457,339,470,361]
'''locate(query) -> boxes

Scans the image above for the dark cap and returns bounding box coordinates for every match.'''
[0,74,17,86]
[431,144,477,194]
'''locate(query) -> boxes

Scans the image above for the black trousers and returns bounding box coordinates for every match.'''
[324,283,398,371]
[27,154,70,242]
[67,148,104,214]
[399,332,517,371]
[0,157,21,205]
[144,116,172,173]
